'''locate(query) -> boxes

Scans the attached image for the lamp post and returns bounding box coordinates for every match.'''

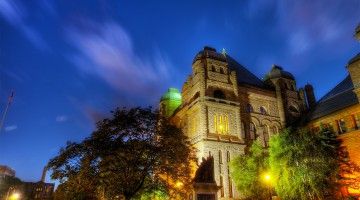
[263,173,272,200]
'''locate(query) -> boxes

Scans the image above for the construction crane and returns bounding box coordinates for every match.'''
[0,91,15,134]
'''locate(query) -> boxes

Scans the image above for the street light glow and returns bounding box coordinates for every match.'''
[10,192,20,200]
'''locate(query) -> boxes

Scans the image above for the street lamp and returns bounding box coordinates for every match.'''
[9,192,20,200]
[262,173,272,200]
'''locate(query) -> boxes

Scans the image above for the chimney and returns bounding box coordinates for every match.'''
[305,84,316,110]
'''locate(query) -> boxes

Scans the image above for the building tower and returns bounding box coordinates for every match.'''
[165,47,245,199]
[264,65,306,125]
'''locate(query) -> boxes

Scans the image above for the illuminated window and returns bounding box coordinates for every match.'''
[339,119,347,133]
[214,114,229,134]
[190,116,197,134]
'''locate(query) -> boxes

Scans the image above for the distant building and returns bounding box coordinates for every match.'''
[0,165,15,177]
[22,181,55,200]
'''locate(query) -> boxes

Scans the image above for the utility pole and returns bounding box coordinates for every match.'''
[0,91,15,134]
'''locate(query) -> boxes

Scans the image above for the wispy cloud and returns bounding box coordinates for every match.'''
[0,0,48,50]
[245,0,360,55]
[56,115,68,122]
[66,20,173,103]
[5,125,17,132]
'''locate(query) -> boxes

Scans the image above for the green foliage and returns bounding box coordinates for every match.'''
[48,107,195,200]
[230,141,269,200]
[269,128,341,200]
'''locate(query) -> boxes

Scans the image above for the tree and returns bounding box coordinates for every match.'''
[269,127,341,200]
[0,176,23,199]
[230,141,269,200]
[48,107,195,200]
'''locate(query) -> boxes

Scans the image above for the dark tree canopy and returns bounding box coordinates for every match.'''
[48,107,196,200]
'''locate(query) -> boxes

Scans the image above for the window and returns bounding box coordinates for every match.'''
[219,150,223,164]
[249,122,256,139]
[227,151,230,162]
[213,90,225,99]
[220,68,224,74]
[246,104,254,113]
[214,114,229,134]
[229,177,233,198]
[339,119,347,133]
[263,125,270,147]
[260,106,267,115]
[272,126,278,135]
[212,66,215,71]
[220,176,224,197]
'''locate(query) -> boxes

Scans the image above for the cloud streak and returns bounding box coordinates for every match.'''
[0,0,48,50]
[56,115,68,122]
[66,20,173,103]
[5,125,17,132]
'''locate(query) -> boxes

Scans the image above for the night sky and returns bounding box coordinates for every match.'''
[0,0,359,182]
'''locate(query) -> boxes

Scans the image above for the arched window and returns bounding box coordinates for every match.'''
[249,122,256,139]
[227,151,230,162]
[211,66,215,71]
[263,125,270,146]
[289,105,299,113]
[260,106,267,115]
[246,104,254,113]
[272,126,278,135]
[214,90,225,99]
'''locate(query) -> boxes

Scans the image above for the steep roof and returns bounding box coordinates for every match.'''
[193,47,268,88]
[309,75,358,120]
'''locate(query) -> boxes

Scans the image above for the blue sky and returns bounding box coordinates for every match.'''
[0,0,359,182]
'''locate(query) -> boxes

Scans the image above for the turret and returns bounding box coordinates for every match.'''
[264,65,297,125]
[305,84,316,110]
[160,88,182,117]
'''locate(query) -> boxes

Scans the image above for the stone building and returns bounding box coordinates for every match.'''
[307,24,360,197]
[160,46,311,199]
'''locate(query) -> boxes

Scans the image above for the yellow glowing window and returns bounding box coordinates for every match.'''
[214,114,229,134]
